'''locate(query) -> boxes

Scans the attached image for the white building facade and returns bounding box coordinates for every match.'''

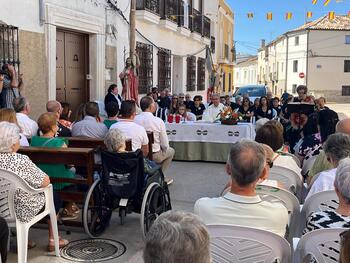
[258,15,350,102]
[234,56,258,88]
[135,0,214,98]
[0,0,130,117]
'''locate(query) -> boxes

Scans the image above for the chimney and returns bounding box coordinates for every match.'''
[260,39,265,48]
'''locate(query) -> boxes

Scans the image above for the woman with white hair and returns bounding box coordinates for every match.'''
[303,157,350,234]
[0,121,68,251]
[143,211,211,263]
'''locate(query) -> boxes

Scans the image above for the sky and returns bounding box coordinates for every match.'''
[226,0,349,55]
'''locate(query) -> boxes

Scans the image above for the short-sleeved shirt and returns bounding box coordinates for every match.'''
[189,103,205,119]
[0,75,20,109]
[303,210,350,235]
[306,168,337,200]
[30,136,74,190]
[72,116,108,139]
[294,133,322,161]
[184,100,194,109]
[103,119,118,129]
[255,107,274,120]
[194,192,288,237]
[0,153,46,223]
[110,120,149,151]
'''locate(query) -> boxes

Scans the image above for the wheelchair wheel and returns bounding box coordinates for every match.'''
[140,182,166,239]
[83,179,112,238]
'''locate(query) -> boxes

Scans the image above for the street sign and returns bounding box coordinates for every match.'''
[299,72,305,79]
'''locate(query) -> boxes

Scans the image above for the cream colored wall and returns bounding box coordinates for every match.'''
[308,30,350,102]
[19,30,48,120]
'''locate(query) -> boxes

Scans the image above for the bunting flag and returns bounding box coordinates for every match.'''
[247,13,254,19]
[324,0,331,6]
[306,11,313,18]
[286,12,293,20]
[348,10,350,17]
[267,12,273,20]
[328,11,335,19]
[312,0,318,4]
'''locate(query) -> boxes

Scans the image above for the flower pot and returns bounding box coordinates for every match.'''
[221,119,238,125]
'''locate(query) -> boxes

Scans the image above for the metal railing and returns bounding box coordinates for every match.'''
[136,0,160,15]
[0,24,20,72]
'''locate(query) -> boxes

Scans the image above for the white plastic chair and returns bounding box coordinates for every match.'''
[293,228,345,263]
[207,224,291,263]
[269,165,304,200]
[256,185,301,239]
[299,190,338,235]
[0,169,60,263]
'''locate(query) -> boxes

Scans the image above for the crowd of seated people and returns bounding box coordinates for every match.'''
[0,80,348,263]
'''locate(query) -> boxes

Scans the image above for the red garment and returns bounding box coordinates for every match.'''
[120,68,139,105]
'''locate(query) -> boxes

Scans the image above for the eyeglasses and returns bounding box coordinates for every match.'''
[266,161,274,168]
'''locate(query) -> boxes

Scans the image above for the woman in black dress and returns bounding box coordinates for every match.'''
[255,96,274,120]
[238,98,254,121]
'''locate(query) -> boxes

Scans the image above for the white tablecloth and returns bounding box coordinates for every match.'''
[165,122,256,143]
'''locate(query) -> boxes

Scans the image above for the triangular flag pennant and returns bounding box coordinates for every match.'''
[286,12,293,20]
[312,0,318,4]
[348,11,350,17]
[324,0,331,6]
[306,11,313,18]
[247,13,254,19]
[328,11,335,19]
[267,12,273,20]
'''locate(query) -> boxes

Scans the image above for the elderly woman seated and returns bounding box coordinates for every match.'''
[304,157,350,234]
[143,211,211,263]
[0,121,68,251]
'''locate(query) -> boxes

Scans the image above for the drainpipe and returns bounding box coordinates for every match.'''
[39,0,45,25]
[284,33,289,93]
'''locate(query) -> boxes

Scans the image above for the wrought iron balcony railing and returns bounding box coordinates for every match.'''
[137,0,160,15]
[0,24,20,72]
[162,0,179,24]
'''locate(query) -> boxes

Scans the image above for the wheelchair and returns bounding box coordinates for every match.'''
[82,149,172,238]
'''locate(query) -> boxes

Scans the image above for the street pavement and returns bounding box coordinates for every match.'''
[7,161,228,263]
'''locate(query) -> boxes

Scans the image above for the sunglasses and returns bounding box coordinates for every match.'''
[266,161,274,168]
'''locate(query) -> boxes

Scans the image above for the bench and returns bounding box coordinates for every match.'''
[18,146,95,202]
[65,132,154,160]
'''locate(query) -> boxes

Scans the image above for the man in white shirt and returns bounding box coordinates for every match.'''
[13,97,38,138]
[135,96,175,184]
[307,133,350,200]
[202,93,225,122]
[110,100,149,157]
[194,139,288,237]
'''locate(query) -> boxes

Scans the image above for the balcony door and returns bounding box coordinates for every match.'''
[56,30,89,118]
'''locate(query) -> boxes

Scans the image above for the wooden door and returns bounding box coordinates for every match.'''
[56,30,88,118]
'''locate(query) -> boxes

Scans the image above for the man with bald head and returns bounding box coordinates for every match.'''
[194,139,288,237]
[308,118,350,182]
[46,100,71,137]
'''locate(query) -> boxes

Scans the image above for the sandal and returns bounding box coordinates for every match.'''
[47,237,69,252]
[60,208,79,221]
[71,203,80,214]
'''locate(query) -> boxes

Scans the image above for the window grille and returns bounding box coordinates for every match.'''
[136,42,153,94]
[197,57,205,91]
[0,24,20,73]
[186,56,196,91]
[158,48,171,91]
